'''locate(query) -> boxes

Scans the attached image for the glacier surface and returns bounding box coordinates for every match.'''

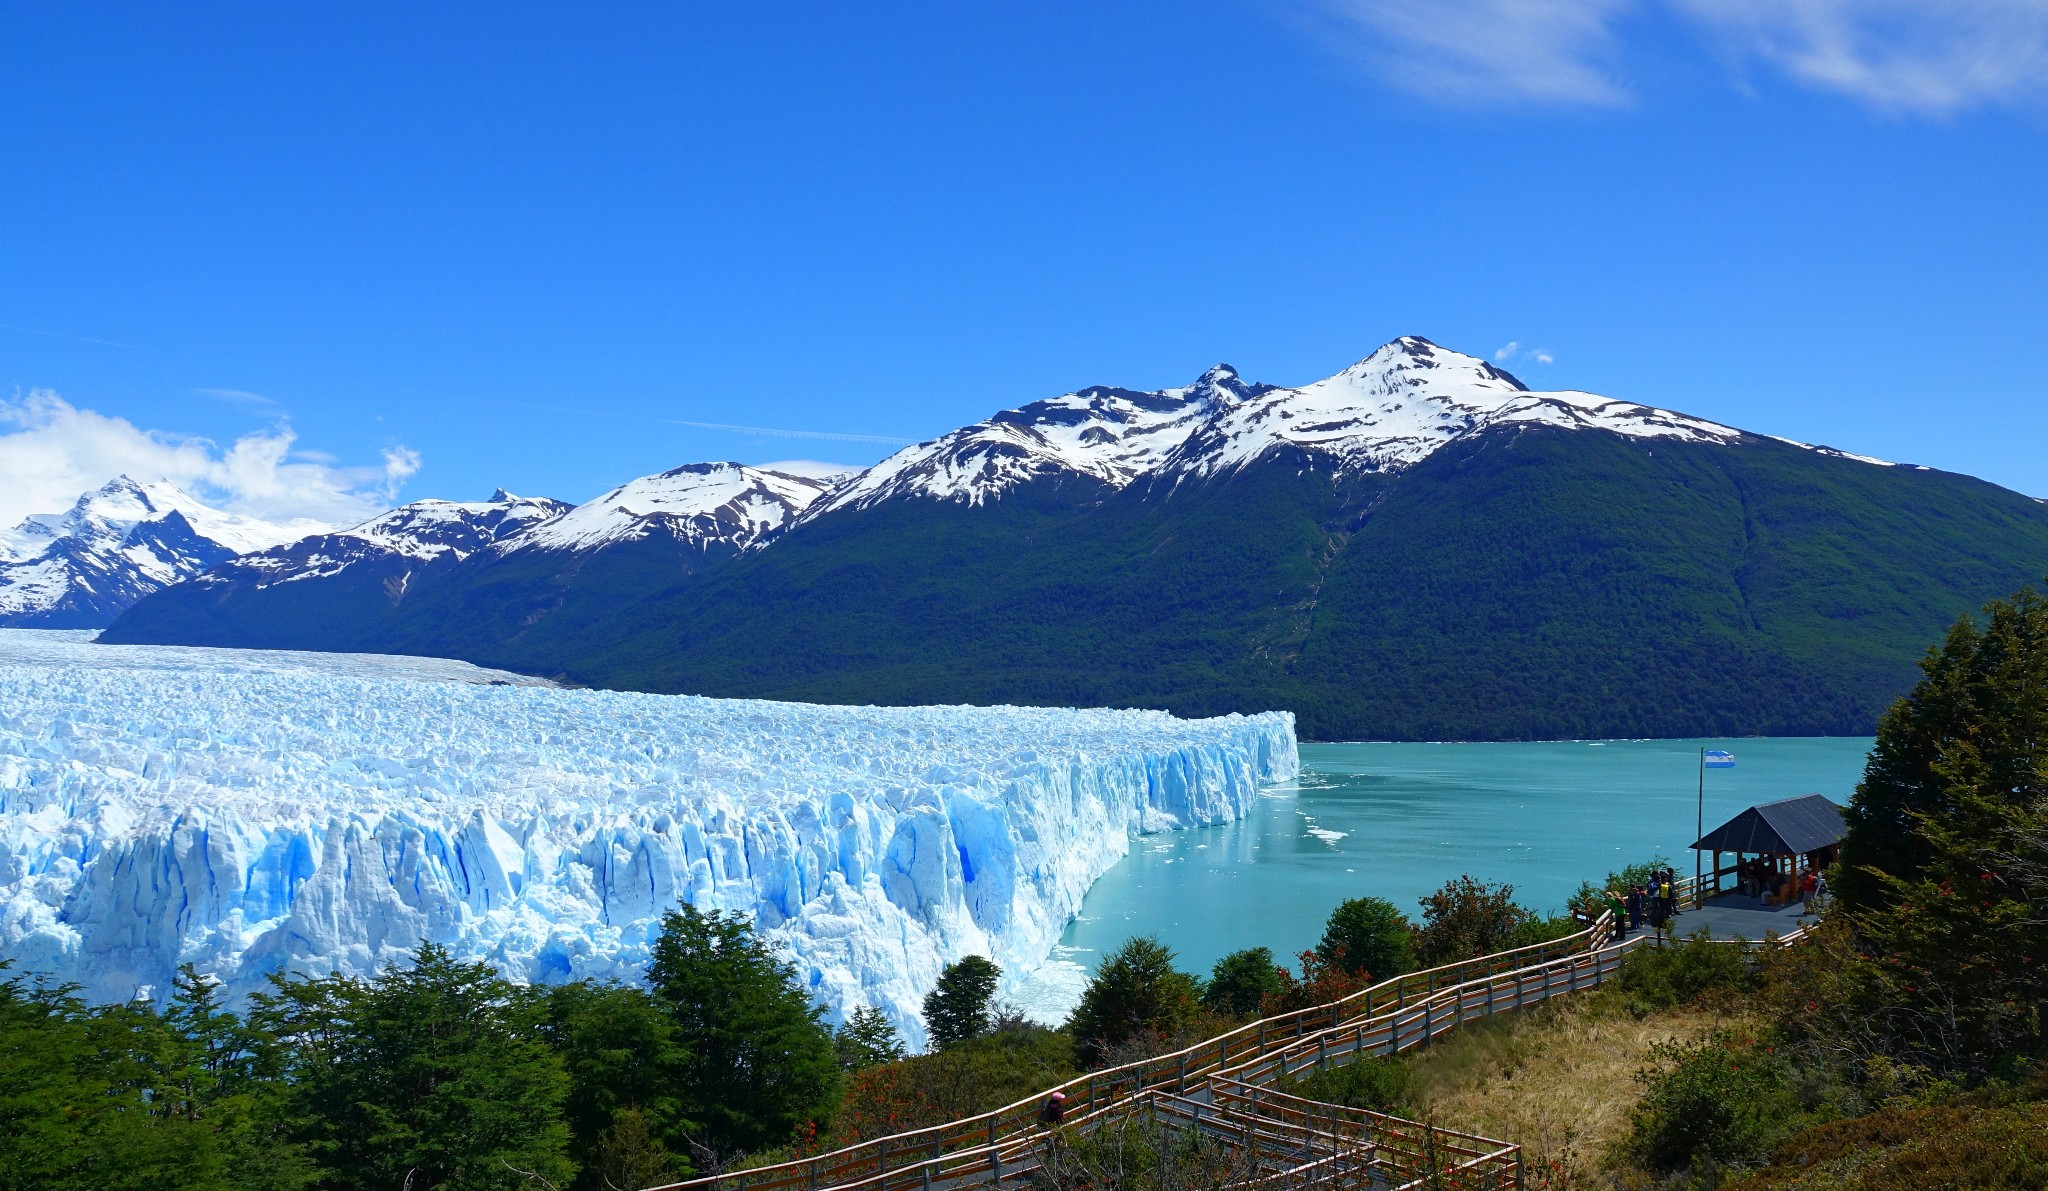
[0,631,1296,1039]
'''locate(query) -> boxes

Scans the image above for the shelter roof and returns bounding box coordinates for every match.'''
[1692,794,1846,855]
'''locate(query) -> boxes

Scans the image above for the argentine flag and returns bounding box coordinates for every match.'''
[1703,749,1735,769]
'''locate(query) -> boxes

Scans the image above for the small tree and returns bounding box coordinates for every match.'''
[1067,937,1201,1067]
[1316,897,1415,980]
[647,905,841,1159]
[1414,875,1533,966]
[1202,947,1286,1018]
[922,956,1001,1049]
[835,1006,907,1070]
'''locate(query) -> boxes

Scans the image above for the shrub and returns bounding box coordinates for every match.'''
[1203,947,1286,1018]
[1317,897,1416,980]
[1724,1100,2048,1190]
[1626,1031,1807,1175]
[1507,914,1585,950]
[1414,875,1534,966]
[833,1021,1075,1142]
[1279,1054,1413,1113]
[1259,948,1373,1016]
[1615,931,1754,1014]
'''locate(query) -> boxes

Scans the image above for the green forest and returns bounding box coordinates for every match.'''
[108,425,2048,742]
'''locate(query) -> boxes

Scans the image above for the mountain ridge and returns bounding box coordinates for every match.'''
[101,337,2048,741]
[0,477,326,628]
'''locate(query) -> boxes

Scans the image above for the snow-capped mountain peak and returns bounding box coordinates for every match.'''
[508,462,843,554]
[213,491,574,593]
[1172,336,1745,478]
[800,336,1763,513]
[0,476,328,627]
[810,363,1275,516]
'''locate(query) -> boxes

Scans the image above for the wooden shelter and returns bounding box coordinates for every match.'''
[1692,793,1845,905]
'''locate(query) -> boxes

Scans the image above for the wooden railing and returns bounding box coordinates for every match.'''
[648,920,1611,1191]
[651,883,1808,1191]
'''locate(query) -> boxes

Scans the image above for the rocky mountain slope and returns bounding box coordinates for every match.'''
[103,338,2048,739]
[104,463,843,653]
[0,477,323,628]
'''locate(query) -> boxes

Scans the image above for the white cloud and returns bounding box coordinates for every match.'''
[1534,349,1555,363]
[1293,0,2048,114]
[1299,0,1634,106]
[1495,341,1521,360]
[0,389,419,529]
[1674,0,2048,115]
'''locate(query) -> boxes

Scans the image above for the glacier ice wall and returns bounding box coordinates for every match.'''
[0,633,1296,1040]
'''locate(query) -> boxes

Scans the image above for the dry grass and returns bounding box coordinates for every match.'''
[1400,989,1757,1176]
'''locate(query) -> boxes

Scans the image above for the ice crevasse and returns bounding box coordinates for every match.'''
[0,649,1296,1040]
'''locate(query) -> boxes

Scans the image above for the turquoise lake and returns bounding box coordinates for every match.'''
[1052,737,1871,983]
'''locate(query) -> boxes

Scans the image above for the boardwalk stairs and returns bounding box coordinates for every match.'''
[652,876,1809,1191]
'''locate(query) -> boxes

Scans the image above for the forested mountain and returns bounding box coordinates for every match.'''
[103,339,2048,740]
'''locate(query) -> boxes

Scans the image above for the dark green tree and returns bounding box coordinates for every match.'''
[1830,584,2048,1072]
[540,981,692,1189]
[1316,897,1415,980]
[1413,875,1533,966]
[0,970,265,1191]
[1066,937,1201,1067]
[922,956,1000,1049]
[255,943,573,1191]
[1839,587,2048,912]
[1201,947,1285,1017]
[645,905,840,1158]
[158,966,314,1191]
[835,1006,906,1070]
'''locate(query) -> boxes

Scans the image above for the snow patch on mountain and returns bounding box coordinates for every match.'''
[222,491,570,589]
[0,631,1296,1037]
[802,337,1903,513]
[1175,337,1745,478]
[0,477,326,627]
[509,463,840,554]
[811,365,1272,514]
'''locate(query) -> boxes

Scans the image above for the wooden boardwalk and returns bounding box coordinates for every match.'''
[649,876,1808,1191]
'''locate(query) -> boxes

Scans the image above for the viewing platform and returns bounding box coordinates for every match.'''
[1614,890,1819,944]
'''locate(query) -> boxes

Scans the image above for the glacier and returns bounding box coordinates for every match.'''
[0,631,1296,1040]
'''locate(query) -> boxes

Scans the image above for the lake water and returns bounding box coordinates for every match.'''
[1021,737,1870,1010]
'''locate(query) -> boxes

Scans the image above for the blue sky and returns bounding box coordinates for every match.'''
[3,2,2045,525]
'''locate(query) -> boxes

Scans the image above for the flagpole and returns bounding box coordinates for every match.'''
[1696,746,1705,904]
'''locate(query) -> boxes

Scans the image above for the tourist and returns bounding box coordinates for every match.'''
[1039,1091,1067,1127]
[1625,884,1643,931]
[1604,888,1627,939]
[1800,869,1819,914]
[1658,871,1676,919]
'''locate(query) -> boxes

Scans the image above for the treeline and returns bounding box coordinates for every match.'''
[0,863,1587,1191]
[1,905,841,1191]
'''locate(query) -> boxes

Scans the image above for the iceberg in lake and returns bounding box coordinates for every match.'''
[0,632,1296,1040]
